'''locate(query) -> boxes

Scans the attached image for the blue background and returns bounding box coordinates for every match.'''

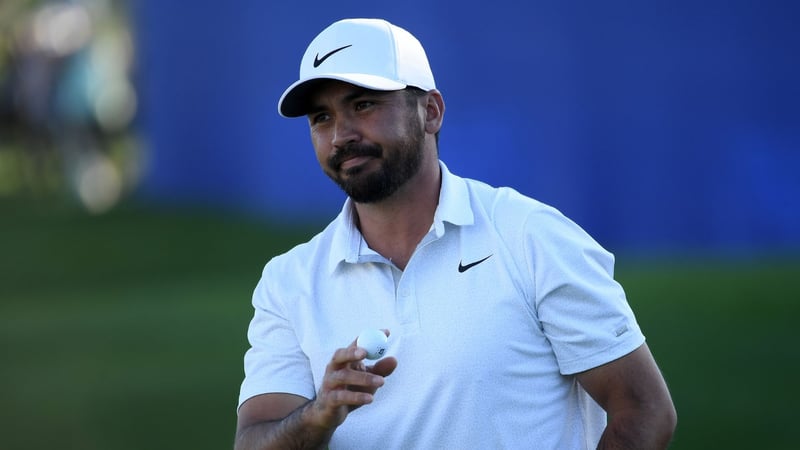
[132,0,800,254]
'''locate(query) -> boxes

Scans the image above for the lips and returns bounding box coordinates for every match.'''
[340,155,374,170]
[330,144,382,171]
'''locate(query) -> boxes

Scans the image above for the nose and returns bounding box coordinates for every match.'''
[331,115,360,149]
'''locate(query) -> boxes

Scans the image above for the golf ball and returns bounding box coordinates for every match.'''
[357,329,388,360]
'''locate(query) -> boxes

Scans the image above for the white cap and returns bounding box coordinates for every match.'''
[278,18,436,117]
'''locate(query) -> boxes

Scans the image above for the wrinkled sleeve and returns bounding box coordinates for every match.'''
[237,263,316,411]
[524,205,645,375]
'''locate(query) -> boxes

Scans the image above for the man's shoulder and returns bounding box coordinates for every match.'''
[457,176,585,251]
[461,176,552,220]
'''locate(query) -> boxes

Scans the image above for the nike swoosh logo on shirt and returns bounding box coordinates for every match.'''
[458,254,493,273]
[313,45,352,68]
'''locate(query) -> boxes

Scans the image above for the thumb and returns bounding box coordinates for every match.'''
[369,356,398,377]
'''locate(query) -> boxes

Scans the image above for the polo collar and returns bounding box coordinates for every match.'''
[327,160,474,274]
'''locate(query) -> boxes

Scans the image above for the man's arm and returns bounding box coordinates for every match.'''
[235,342,397,450]
[576,343,677,449]
[235,393,328,450]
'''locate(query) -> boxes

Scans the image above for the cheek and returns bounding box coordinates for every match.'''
[309,131,330,164]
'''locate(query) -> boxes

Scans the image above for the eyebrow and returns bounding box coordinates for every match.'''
[307,87,394,116]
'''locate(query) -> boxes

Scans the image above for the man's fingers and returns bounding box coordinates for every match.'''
[317,336,395,413]
[369,356,398,377]
[325,366,384,389]
[323,346,386,397]
[322,388,374,406]
[309,337,396,429]
[329,346,367,366]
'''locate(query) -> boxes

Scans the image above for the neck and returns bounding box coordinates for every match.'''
[353,157,441,270]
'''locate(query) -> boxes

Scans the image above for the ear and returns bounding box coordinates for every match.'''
[423,90,445,134]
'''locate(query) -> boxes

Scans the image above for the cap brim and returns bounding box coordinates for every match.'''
[278,74,407,117]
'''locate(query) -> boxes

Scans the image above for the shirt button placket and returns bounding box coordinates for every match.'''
[396,278,419,330]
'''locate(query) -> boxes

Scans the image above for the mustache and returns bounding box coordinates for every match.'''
[329,143,382,169]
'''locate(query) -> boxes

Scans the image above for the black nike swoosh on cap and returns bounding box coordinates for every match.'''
[458,254,493,273]
[313,44,353,68]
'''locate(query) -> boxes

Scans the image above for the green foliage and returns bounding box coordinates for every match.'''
[1,198,798,449]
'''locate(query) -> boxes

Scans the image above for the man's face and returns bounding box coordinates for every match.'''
[306,81,426,203]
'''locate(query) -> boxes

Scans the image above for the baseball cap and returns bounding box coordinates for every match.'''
[278,18,436,118]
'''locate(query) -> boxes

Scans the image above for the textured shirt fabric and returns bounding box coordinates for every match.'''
[238,161,645,449]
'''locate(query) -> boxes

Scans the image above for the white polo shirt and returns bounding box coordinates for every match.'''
[239,161,645,449]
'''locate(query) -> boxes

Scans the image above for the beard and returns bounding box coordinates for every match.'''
[326,115,425,204]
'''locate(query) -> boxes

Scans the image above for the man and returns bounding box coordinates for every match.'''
[235,18,676,449]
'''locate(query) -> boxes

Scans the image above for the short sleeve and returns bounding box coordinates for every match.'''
[525,205,645,375]
[237,266,317,411]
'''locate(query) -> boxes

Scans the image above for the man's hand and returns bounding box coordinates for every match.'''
[306,334,398,429]
[235,331,397,450]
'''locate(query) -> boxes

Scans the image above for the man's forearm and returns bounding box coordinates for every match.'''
[234,400,334,450]
[597,410,676,450]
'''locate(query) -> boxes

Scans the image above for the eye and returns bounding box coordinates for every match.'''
[354,100,374,112]
[309,112,330,125]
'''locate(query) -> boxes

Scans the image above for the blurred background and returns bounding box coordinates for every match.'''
[1,0,798,449]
